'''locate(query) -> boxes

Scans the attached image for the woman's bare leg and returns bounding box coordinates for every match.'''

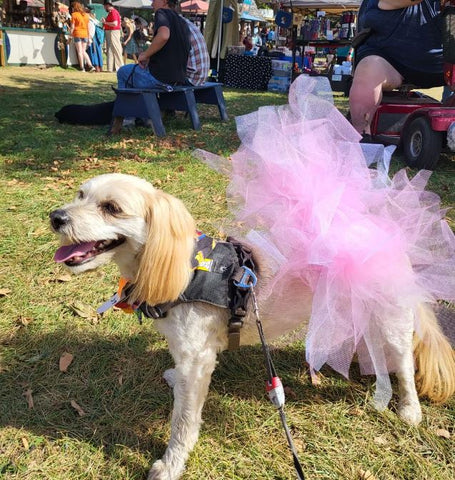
[349,55,403,134]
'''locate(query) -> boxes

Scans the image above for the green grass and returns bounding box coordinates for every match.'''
[0,65,454,479]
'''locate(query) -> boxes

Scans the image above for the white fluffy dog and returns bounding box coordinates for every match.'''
[50,173,455,480]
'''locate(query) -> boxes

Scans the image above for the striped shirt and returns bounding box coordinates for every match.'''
[183,18,209,86]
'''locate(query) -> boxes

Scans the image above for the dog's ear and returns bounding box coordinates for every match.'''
[130,190,195,306]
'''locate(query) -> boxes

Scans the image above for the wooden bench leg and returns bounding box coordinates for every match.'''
[183,89,201,130]
[109,116,124,135]
[112,92,166,137]
[213,86,229,122]
[193,86,229,122]
[134,92,166,137]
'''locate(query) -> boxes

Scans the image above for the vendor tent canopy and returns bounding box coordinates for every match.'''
[26,0,44,7]
[240,11,266,22]
[112,0,152,9]
[180,0,209,14]
[239,0,267,22]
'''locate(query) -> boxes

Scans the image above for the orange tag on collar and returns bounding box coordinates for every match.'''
[117,277,129,296]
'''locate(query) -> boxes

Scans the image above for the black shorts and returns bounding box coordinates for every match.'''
[355,46,444,88]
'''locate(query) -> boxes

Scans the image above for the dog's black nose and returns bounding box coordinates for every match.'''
[50,209,70,231]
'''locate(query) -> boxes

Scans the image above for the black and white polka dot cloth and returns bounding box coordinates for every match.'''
[224,54,273,90]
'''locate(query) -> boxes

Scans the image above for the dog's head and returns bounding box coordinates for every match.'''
[50,173,196,305]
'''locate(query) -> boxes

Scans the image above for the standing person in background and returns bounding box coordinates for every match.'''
[242,34,253,51]
[122,17,138,63]
[260,26,268,46]
[147,20,154,39]
[86,6,104,72]
[70,1,95,71]
[102,0,123,72]
[182,17,209,85]
[133,17,148,54]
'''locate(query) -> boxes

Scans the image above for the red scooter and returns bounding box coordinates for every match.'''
[368,1,455,170]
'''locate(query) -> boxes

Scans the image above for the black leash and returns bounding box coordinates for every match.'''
[243,279,305,480]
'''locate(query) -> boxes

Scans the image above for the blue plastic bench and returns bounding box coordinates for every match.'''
[110,82,228,136]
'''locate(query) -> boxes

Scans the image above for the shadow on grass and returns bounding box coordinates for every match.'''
[0,74,282,178]
[0,322,372,461]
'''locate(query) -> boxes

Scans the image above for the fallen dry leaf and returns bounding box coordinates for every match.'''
[16,316,32,327]
[69,301,97,319]
[0,288,12,297]
[59,352,74,372]
[23,389,34,409]
[21,437,30,450]
[54,273,72,283]
[359,468,378,480]
[293,438,305,452]
[349,407,365,417]
[70,400,86,417]
[31,226,49,237]
[373,435,388,446]
[118,375,124,386]
[436,428,451,439]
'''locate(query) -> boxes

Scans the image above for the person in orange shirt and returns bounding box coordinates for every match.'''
[70,1,95,72]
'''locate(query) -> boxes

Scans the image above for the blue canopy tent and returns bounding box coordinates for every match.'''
[240,11,266,22]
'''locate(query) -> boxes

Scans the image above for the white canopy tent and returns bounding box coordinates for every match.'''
[112,0,152,9]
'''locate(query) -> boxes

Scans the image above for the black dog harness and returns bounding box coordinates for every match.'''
[107,234,257,350]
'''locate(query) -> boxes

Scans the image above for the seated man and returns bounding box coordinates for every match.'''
[349,0,444,138]
[117,0,190,89]
[182,17,209,86]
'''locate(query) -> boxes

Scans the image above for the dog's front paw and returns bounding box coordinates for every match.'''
[147,460,171,480]
[398,402,422,425]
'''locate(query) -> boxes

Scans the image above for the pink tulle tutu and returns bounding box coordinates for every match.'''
[198,75,455,407]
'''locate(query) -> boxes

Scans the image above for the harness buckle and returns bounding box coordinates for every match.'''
[233,266,257,289]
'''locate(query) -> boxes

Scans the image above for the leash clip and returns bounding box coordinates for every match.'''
[233,266,257,289]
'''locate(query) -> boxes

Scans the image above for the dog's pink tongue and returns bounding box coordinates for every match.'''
[54,242,97,263]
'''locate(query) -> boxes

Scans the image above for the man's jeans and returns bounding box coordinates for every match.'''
[117,64,164,89]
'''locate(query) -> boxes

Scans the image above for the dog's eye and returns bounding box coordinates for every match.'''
[77,190,84,200]
[101,201,122,215]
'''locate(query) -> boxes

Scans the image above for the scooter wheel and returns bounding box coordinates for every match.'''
[401,117,442,170]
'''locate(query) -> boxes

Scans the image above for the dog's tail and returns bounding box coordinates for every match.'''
[414,303,455,403]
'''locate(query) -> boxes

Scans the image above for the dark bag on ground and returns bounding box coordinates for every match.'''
[442,6,455,63]
[55,101,114,125]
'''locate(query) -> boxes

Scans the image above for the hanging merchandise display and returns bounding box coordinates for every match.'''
[338,10,356,40]
[298,10,357,42]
